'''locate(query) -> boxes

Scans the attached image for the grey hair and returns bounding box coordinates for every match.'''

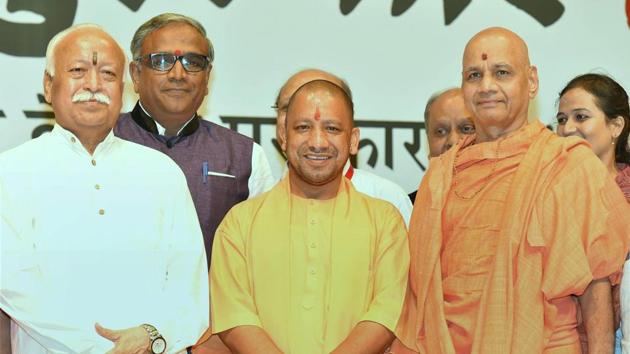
[424,87,459,127]
[130,13,214,62]
[45,23,127,78]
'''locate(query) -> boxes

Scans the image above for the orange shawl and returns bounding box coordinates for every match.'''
[395,121,629,353]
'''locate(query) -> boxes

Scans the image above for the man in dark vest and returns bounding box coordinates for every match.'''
[115,13,275,269]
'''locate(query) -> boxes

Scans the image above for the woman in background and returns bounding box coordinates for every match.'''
[556,73,630,353]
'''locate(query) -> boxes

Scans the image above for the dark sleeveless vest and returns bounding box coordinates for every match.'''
[114,102,253,267]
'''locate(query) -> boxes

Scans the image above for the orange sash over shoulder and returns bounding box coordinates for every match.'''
[394,121,630,354]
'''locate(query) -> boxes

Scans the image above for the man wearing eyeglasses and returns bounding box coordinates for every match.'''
[115,13,275,273]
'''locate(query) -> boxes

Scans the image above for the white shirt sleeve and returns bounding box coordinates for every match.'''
[247,143,276,198]
[388,190,413,228]
[152,175,209,354]
[0,170,82,353]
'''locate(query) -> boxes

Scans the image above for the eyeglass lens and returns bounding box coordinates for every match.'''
[146,53,209,72]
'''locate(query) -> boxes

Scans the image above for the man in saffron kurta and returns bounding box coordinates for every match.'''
[274,69,413,226]
[210,79,409,354]
[393,27,630,354]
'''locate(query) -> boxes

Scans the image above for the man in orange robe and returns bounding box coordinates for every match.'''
[392,27,630,354]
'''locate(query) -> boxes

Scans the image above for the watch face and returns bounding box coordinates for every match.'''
[152,337,166,354]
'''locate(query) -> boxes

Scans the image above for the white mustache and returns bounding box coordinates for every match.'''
[71,91,111,105]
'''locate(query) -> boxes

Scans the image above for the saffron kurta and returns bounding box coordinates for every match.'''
[395,121,629,354]
[210,176,409,353]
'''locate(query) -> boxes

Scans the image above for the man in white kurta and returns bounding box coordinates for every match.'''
[0,24,208,354]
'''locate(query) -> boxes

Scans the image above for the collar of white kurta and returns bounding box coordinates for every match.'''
[51,123,117,158]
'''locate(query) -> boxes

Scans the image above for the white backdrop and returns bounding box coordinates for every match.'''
[1,0,629,193]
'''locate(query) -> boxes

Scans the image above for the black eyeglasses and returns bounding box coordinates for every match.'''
[136,52,211,72]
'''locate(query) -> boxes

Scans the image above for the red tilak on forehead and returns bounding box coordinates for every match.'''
[481,53,488,60]
[174,49,183,56]
[314,106,321,121]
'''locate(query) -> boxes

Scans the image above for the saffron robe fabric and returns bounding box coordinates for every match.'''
[210,176,409,353]
[394,120,629,354]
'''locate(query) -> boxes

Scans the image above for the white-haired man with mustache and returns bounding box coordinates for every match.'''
[0,24,209,353]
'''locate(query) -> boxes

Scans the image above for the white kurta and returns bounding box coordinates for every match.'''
[0,125,209,353]
[342,162,412,227]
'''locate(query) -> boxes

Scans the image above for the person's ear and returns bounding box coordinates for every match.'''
[528,65,539,99]
[349,127,360,155]
[43,71,54,104]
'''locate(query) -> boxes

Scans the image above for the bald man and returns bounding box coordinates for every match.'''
[424,88,475,158]
[0,25,208,353]
[274,69,413,226]
[409,88,475,202]
[393,27,629,354]
[211,80,409,354]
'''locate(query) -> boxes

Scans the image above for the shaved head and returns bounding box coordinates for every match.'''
[461,27,538,142]
[463,27,531,69]
[275,69,352,146]
[286,79,354,126]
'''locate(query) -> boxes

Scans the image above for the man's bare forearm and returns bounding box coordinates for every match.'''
[218,325,282,354]
[330,321,394,354]
[579,277,614,354]
[191,334,231,354]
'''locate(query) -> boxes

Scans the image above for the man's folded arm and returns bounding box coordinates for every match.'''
[218,325,282,354]
[360,206,410,329]
[330,321,394,354]
[210,207,276,352]
[341,205,409,354]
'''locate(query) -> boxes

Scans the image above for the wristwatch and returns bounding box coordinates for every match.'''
[142,323,166,354]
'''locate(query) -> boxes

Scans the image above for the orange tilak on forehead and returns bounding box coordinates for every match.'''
[481,53,488,60]
[314,106,321,121]
[174,49,182,56]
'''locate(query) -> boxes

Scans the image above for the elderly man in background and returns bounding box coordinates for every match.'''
[423,88,475,158]
[115,13,275,270]
[211,79,409,354]
[274,69,413,226]
[393,27,629,353]
[409,88,475,202]
[0,24,208,353]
